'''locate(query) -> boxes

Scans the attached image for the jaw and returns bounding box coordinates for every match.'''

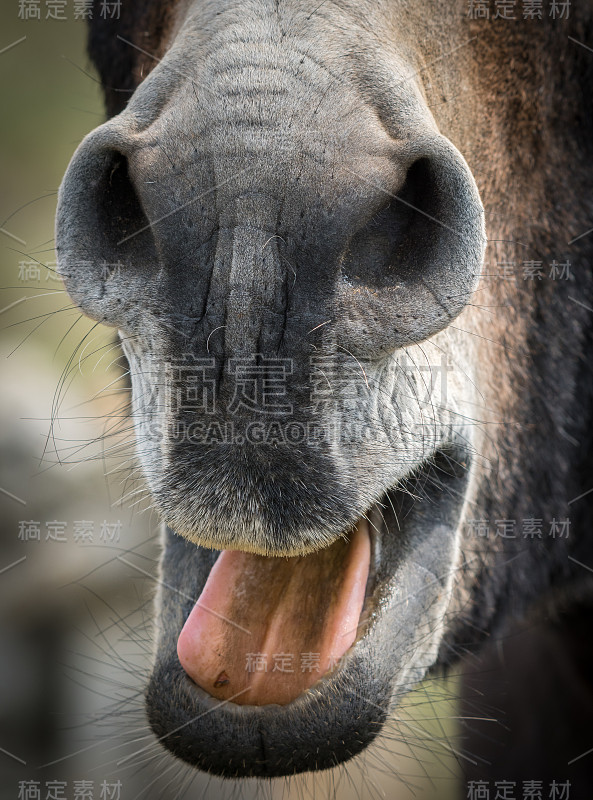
[146,444,473,777]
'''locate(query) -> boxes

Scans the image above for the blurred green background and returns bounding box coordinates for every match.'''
[0,5,463,799]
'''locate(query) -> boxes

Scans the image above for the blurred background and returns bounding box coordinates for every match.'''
[0,5,463,798]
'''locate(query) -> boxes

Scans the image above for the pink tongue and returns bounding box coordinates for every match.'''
[177,521,370,705]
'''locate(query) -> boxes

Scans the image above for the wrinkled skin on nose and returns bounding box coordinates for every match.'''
[57,39,482,361]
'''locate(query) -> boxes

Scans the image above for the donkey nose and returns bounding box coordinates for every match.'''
[333,134,486,358]
[56,114,484,354]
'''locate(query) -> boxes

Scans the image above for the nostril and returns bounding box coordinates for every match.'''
[56,127,158,327]
[342,158,432,287]
[334,136,485,358]
[99,151,152,250]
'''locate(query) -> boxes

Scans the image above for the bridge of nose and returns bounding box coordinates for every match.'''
[124,4,407,254]
[126,67,403,362]
[207,193,297,360]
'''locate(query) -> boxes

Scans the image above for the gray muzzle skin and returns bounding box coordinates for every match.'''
[55,0,484,776]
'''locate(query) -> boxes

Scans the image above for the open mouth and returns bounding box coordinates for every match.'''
[176,518,376,707]
[174,445,471,710]
[146,443,472,777]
